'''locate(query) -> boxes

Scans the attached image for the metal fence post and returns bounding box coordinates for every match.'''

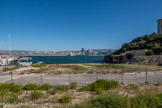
[95,69,97,81]
[121,70,124,84]
[40,72,43,85]
[145,69,148,84]
[69,72,71,85]
[11,70,13,83]
[102,62,106,79]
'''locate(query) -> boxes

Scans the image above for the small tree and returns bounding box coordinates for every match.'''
[145,50,152,56]
[153,48,162,55]
[126,53,133,60]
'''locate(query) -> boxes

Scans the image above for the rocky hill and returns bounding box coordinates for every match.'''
[104,33,162,64]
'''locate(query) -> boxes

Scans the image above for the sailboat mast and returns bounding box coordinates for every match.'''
[9,34,11,56]
[1,40,3,54]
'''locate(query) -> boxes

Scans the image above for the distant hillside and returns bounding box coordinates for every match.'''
[104,33,162,63]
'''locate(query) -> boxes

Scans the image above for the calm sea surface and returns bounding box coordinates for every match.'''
[25,56,104,64]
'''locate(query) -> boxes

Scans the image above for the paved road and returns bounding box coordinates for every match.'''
[0,71,162,86]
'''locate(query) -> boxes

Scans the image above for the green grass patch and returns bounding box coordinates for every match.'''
[51,89,58,95]
[128,84,139,91]
[70,82,77,89]
[90,92,130,108]
[59,95,72,104]
[155,82,162,86]
[73,66,88,71]
[95,88,104,95]
[0,90,19,103]
[3,67,20,72]
[68,92,162,108]
[38,68,50,72]
[39,84,51,90]
[0,83,22,93]
[23,83,38,90]
[55,84,69,92]
[31,91,44,100]
[80,79,120,92]
[96,64,140,72]
[87,64,162,72]
[130,92,162,108]
[31,64,47,68]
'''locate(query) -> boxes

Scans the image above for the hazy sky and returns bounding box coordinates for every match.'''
[0,0,162,51]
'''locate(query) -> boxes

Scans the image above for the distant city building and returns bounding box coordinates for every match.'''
[87,48,93,56]
[81,48,85,55]
[157,19,162,34]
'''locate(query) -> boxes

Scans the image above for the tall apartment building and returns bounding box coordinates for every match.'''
[157,19,162,34]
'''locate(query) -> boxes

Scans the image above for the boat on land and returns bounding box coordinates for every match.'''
[0,55,15,66]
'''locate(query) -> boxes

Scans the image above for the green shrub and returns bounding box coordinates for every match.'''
[31,91,44,99]
[145,50,152,56]
[23,83,38,90]
[0,90,8,102]
[3,68,10,72]
[59,95,72,103]
[80,79,120,92]
[95,88,104,95]
[65,92,162,108]
[80,85,91,91]
[0,83,22,93]
[6,92,19,103]
[70,82,77,89]
[90,92,130,108]
[55,84,69,92]
[126,53,133,60]
[39,84,51,90]
[51,89,57,95]
[130,92,162,108]
[0,91,19,103]
[153,47,162,55]
[72,102,92,108]
[73,66,88,71]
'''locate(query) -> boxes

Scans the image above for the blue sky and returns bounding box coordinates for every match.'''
[0,0,162,51]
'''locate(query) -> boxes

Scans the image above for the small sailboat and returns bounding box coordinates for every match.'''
[0,34,15,66]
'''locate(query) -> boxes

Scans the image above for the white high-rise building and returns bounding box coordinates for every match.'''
[157,19,162,34]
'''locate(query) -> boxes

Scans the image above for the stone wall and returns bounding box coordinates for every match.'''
[127,55,162,65]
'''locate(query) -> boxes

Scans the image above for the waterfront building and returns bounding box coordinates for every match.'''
[157,19,162,34]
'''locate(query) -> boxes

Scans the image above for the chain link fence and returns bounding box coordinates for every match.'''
[5,69,162,86]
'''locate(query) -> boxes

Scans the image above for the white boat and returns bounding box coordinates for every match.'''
[0,55,15,66]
